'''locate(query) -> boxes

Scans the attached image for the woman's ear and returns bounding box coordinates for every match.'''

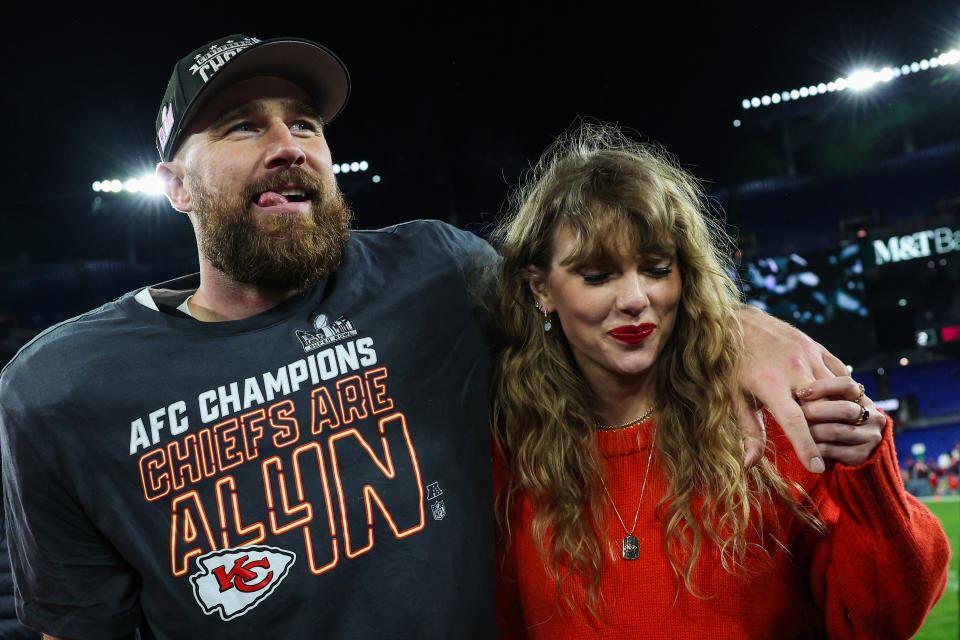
[527,266,553,313]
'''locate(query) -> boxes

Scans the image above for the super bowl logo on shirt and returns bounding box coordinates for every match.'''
[296,314,358,353]
[190,545,295,621]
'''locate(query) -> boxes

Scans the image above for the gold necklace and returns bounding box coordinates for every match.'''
[596,406,656,431]
[597,424,656,560]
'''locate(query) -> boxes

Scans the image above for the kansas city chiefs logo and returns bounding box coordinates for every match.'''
[190,545,296,621]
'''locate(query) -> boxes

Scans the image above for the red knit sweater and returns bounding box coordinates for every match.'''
[496,416,950,639]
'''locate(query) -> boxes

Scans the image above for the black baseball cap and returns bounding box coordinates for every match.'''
[156,35,350,161]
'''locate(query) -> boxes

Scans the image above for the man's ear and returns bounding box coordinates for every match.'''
[156,161,192,213]
[527,266,553,313]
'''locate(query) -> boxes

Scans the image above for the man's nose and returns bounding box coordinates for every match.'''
[263,122,306,169]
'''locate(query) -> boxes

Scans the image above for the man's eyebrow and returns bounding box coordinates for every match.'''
[208,99,324,130]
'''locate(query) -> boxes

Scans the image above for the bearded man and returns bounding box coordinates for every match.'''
[0,35,847,639]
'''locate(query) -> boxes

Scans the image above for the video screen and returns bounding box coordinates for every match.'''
[735,244,875,360]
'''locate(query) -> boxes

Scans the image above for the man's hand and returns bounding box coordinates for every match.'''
[737,306,848,473]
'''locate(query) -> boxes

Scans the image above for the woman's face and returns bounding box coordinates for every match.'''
[531,225,683,392]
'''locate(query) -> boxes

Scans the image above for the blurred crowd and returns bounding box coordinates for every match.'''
[902,442,960,497]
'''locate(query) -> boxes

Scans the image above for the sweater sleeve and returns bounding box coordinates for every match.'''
[795,415,950,639]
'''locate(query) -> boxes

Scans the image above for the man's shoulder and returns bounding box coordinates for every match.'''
[351,219,497,269]
[354,219,489,250]
[1,291,138,384]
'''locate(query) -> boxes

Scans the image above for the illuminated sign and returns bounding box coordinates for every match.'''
[870,227,960,265]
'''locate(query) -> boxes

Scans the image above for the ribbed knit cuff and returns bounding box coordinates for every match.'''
[824,415,911,533]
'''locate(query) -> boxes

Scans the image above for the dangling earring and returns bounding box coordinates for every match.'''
[535,301,552,332]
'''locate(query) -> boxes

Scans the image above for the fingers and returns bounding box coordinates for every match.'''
[755,389,825,474]
[738,404,766,469]
[820,347,849,377]
[809,422,880,445]
[796,376,860,403]
[801,393,885,467]
[800,396,864,423]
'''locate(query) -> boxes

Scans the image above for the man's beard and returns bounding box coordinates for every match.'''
[191,167,353,291]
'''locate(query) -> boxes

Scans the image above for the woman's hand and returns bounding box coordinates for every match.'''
[737,306,848,473]
[796,376,885,467]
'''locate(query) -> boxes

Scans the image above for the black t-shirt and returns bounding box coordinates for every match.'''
[0,220,499,639]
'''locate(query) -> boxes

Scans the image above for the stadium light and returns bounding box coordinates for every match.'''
[91,174,165,196]
[740,45,960,110]
[98,161,372,194]
[332,160,370,175]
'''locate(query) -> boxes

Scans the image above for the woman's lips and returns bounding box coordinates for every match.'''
[607,323,656,344]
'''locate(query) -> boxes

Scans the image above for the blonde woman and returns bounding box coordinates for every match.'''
[492,124,949,639]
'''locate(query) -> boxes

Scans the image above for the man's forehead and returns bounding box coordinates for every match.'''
[188,76,317,133]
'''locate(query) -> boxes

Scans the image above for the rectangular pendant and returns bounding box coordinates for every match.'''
[622,535,639,560]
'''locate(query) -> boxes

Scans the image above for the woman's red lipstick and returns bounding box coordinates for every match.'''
[607,323,656,344]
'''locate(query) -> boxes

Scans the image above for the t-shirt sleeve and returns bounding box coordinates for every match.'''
[429,220,501,302]
[1,358,142,639]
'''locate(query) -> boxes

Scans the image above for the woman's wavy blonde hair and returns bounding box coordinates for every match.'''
[491,122,821,610]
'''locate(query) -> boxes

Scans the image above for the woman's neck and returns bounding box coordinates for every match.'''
[590,372,656,428]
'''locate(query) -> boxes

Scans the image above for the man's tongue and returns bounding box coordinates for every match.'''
[257,191,289,207]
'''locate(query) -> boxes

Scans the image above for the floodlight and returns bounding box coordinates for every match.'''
[339,163,350,173]
[920,59,930,70]
[929,56,940,68]
[911,61,920,72]
[742,99,751,109]
[817,82,827,93]
[771,93,781,104]
[332,164,341,174]
[846,69,877,91]
[900,64,911,75]
[732,119,742,127]
[750,97,761,107]
[761,95,771,106]
[359,161,369,171]
[350,162,360,172]
[140,175,165,195]
[799,87,809,97]
[790,89,800,99]
[92,181,101,192]
[878,67,894,82]
[372,175,381,183]
[780,91,791,101]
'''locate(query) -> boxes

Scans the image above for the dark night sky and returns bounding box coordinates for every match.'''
[3,2,959,243]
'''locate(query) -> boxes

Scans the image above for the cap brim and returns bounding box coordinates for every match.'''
[180,38,350,138]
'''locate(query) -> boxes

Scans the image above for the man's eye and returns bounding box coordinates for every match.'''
[290,120,321,132]
[226,122,257,134]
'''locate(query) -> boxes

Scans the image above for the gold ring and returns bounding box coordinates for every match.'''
[854,407,869,425]
[855,382,865,406]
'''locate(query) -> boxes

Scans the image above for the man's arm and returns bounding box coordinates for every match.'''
[737,305,848,473]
